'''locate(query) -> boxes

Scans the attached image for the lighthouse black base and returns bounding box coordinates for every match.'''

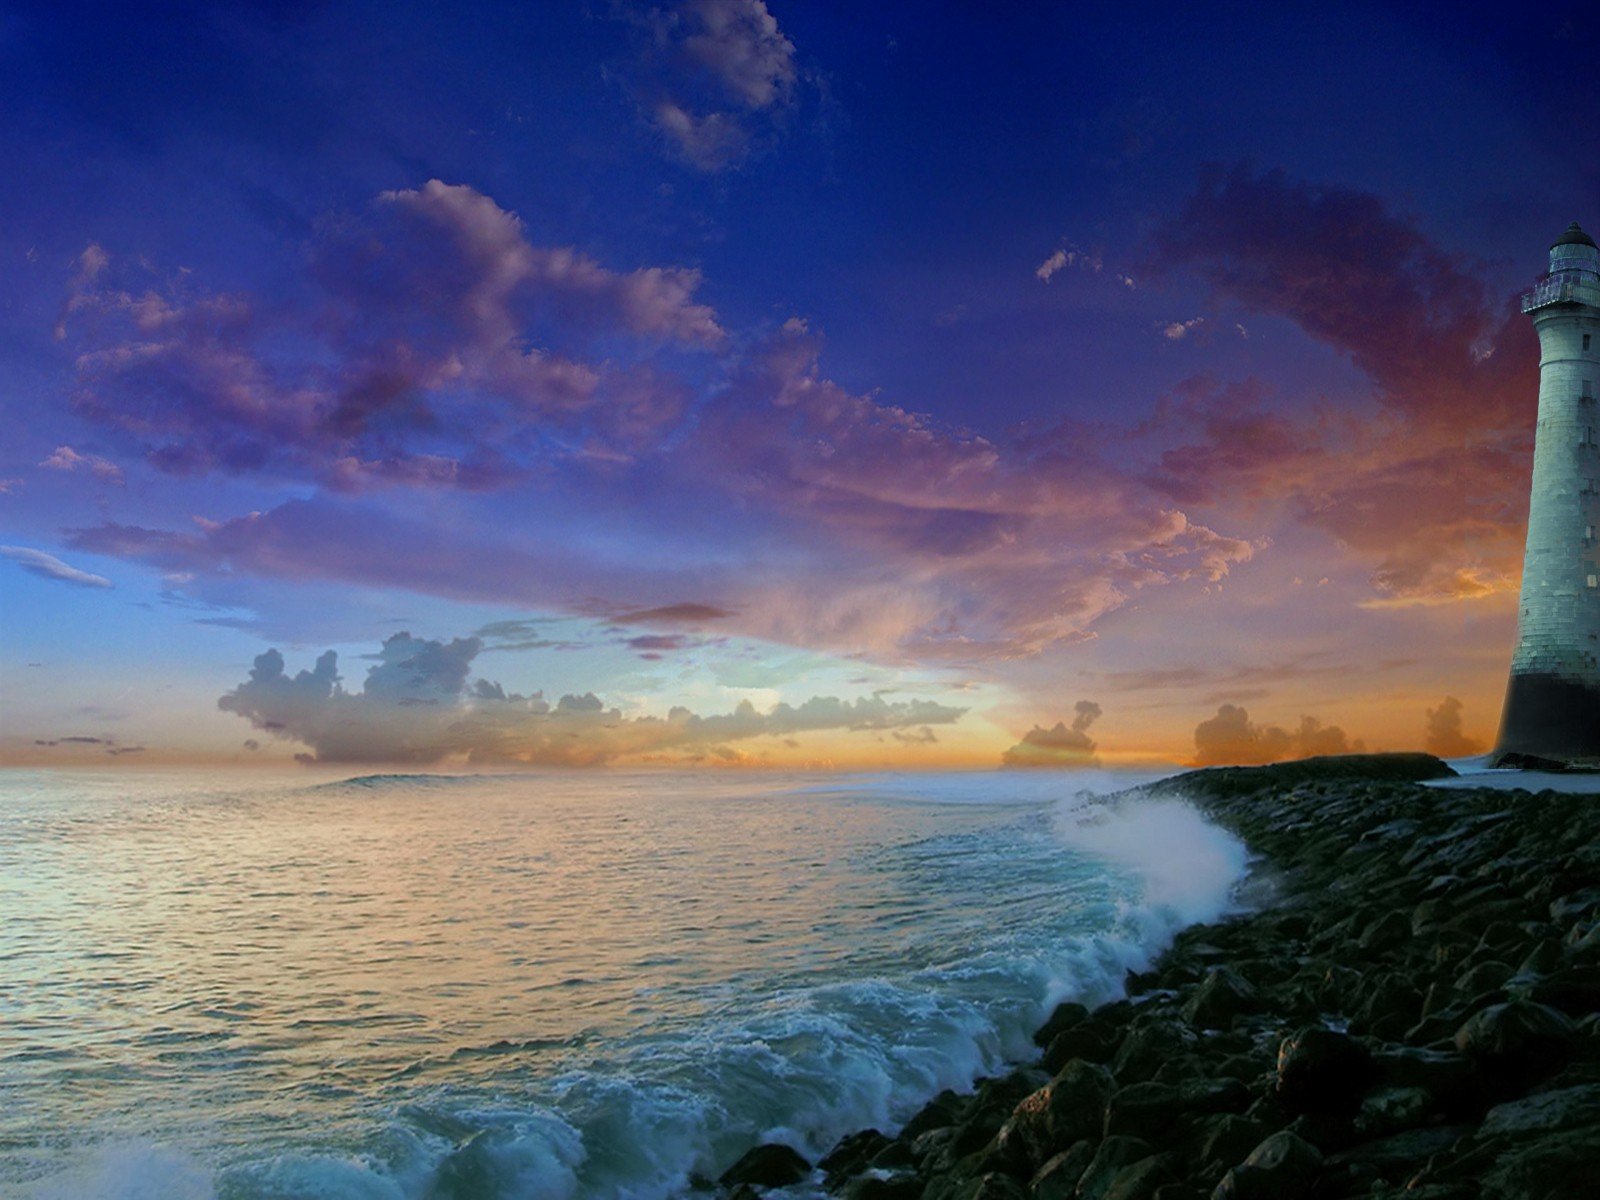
[1493,670,1600,765]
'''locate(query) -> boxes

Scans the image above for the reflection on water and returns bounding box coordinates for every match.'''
[0,768,1243,1200]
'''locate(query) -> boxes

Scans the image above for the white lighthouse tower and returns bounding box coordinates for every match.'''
[1496,222,1600,764]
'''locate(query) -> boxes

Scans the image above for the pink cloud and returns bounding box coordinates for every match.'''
[39,445,125,484]
[1153,167,1539,605]
[58,182,719,489]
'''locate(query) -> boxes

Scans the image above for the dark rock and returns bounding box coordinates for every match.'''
[841,1174,923,1200]
[1194,1113,1269,1178]
[1103,1082,1181,1141]
[821,1130,891,1187]
[1033,1001,1089,1048]
[870,1140,916,1171]
[1210,1130,1322,1200]
[1041,1023,1117,1073]
[1358,910,1412,953]
[1480,1084,1600,1138]
[1044,1059,1115,1147]
[950,1173,1027,1200]
[1453,1000,1577,1094]
[1353,1085,1433,1137]
[1112,1017,1198,1083]
[1075,1137,1155,1200]
[1515,965,1600,1017]
[1028,1142,1094,1200]
[1489,751,1570,771]
[1479,1126,1600,1199]
[1101,1156,1176,1200]
[901,1090,966,1140]
[719,1143,810,1190]
[1274,1027,1377,1116]
[1328,1125,1467,1180]
[1182,968,1259,1029]
[1176,1076,1250,1115]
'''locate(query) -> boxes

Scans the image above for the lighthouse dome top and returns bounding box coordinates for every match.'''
[1552,222,1598,250]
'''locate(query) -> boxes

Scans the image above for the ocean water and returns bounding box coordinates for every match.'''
[0,768,1248,1200]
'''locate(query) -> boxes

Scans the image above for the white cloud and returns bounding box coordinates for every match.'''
[219,633,968,765]
[1,545,113,588]
[40,445,125,484]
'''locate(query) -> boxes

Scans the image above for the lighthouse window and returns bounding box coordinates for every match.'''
[1587,334,1593,350]
[1588,575,1597,589]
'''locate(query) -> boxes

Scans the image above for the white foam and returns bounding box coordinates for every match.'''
[15,1140,215,1200]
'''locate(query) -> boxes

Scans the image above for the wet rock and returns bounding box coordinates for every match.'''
[1033,1002,1089,1048]
[719,1143,810,1189]
[1043,1059,1115,1147]
[1454,1000,1577,1094]
[1102,1082,1181,1141]
[1076,1138,1155,1200]
[951,1173,1027,1200]
[1515,965,1600,1017]
[1112,1017,1198,1083]
[902,1090,966,1139]
[1480,1084,1600,1138]
[1182,968,1259,1029]
[1028,1141,1094,1200]
[1479,1126,1600,1199]
[841,1174,923,1200]
[821,1130,892,1187]
[1100,1156,1176,1200]
[1210,1130,1322,1200]
[1274,1027,1377,1116]
[1328,1125,1467,1180]
[1358,910,1412,954]
[1041,1023,1117,1073]
[1353,1086,1433,1137]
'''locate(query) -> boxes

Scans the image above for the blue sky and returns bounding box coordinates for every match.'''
[2,0,1596,767]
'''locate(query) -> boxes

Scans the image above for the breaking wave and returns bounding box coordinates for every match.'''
[8,774,1245,1200]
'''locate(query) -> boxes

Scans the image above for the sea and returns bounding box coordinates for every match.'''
[0,768,1250,1200]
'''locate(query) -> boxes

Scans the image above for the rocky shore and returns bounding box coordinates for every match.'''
[719,754,1600,1200]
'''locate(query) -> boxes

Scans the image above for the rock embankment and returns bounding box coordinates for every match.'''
[726,753,1600,1200]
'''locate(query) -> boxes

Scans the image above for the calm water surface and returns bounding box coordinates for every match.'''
[0,768,1246,1199]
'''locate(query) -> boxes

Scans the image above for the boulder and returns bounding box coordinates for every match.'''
[1210,1130,1322,1200]
[1076,1137,1156,1200]
[1028,1142,1094,1200]
[1479,1126,1600,1200]
[1453,1000,1577,1095]
[1033,1001,1089,1048]
[1480,1084,1600,1138]
[841,1174,923,1200]
[1102,1082,1181,1141]
[1182,968,1259,1029]
[1274,1027,1376,1116]
[719,1143,811,1190]
[1101,1156,1177,1200]
[820,1130,891,1187]
[1112,1017,1198,1083]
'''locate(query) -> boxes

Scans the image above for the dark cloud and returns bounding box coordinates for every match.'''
[1423,695,1484,758]
[1192,703,1362,766]
[218,632,967,765]
[1002,700,1103,768]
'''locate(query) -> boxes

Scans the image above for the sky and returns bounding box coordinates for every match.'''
[2,0,1597,770]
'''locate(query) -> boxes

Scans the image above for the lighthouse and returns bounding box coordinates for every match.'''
[1495,222,1600,764]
